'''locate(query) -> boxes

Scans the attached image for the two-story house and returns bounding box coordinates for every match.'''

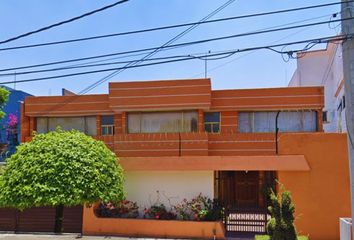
[20,78,350,239]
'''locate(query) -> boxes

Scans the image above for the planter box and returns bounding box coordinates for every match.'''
[83,206,225,239]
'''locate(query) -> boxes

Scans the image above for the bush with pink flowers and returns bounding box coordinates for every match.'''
[143,203,176,220]
[95,200,139,218]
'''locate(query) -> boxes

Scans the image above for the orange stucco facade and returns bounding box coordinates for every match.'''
[278,133,351,240]
[82,205,225,239]
[19,78,350,239]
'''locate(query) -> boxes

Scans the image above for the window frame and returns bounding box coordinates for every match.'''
[126,111,198,134]
[101,115,115,136]
[204,112,221,133]
[36,116,97,136]
[237,110,318,133]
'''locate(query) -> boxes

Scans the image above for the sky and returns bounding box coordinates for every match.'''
[0,0,342,96]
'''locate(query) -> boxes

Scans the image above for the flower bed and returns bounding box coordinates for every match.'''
[84,206,225,239]
[94,194,223,222]
[85,194,225,239]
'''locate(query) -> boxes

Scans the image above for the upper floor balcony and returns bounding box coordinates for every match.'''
[94,132,276,157]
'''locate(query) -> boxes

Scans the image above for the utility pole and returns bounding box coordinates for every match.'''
[342,0,354,236]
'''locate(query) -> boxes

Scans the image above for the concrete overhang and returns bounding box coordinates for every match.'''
[119,155,309,171]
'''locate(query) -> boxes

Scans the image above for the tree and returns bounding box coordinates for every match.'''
[267,185,297,240]
[0,87,9,119]
[0,129,125,233]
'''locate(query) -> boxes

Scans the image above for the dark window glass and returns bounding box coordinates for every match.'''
[102,115,114,125]
[204,124,212,133]
[323,111,328,122]
[343,96,346,109]
[204,112,220,133]
[101,115,114,135]
[204,112,220,123]
[212,124,220,133]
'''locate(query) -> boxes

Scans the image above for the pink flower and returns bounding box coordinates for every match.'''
[7,113,18,128]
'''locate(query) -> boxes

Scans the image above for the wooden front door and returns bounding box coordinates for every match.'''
[235,171,259,208]
[216,171,261,209]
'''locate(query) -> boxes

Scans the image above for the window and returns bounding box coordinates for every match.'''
[127,111,198,133]
[101,115,114,135]
[204,112,220,133]
[238,111,317,133]
[323,111,328,123]
[343,95,346,109]
[36,116,97,136]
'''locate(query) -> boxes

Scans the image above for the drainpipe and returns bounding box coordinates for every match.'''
[178,132,181,157]
[275,111,280,155]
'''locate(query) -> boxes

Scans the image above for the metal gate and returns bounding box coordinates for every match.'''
[0,206,83,233]
[224,208,270,237]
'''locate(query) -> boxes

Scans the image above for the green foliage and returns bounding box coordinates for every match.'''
[173,194,223,221]
[0,87,9,119]
[267,186,297,240]
[0,129,125,210]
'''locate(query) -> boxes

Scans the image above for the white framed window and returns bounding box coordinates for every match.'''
[204,112,220,133]
[127,111,198,133]
[238,111,317,133]
[36,116,97,136]
[101,115,114,135]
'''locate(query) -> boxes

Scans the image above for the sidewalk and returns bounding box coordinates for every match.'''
[0,234,130,240]
[0,233,253,240]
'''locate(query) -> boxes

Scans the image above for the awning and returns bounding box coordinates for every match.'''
[119,155,310,171]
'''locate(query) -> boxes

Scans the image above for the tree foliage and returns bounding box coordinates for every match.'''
[0,129,125,209]
[267,185,297,240]
[0,87,9,119]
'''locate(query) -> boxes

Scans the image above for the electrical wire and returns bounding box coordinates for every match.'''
[0,0,350,51]
[0,13,334,77]
[0,34,350,85]
[72,0,237,95]
[190,27,312,78]
[1,16,352,74]
[21,0,237,115]
[0,0,129,45]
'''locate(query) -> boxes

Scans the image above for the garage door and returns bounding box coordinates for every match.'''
[0,206,83,233]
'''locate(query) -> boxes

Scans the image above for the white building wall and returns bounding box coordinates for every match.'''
[124,171,214,210]
[288,43,346,133]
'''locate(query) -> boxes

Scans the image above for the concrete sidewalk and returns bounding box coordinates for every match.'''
[0,233,252,240]
[0,234,131,240]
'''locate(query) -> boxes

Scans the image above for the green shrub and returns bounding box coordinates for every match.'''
[0,129,125,232]
[267,185,297,240]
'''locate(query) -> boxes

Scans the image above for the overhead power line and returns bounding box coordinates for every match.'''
[0,0,129,45]
[0,52,232,77]
[78,0,237,95]
[1,16,350,74]
[0,34,350,85]
[0,0,349,51]
[0,14,338,77]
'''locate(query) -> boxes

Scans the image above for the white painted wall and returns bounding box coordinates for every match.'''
[288,43,346,133]
[340,218,352,240]
[124,171,214,210]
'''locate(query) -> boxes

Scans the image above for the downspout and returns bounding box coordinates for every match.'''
[275,111,280,155]
[178,132,181,157]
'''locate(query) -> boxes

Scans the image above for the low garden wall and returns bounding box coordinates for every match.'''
[82,205,225,239]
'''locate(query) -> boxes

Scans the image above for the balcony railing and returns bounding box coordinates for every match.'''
[97,133,276,157]
[24,132,277,157]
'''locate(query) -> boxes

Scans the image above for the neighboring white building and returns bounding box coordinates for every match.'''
[289,42,346,133]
